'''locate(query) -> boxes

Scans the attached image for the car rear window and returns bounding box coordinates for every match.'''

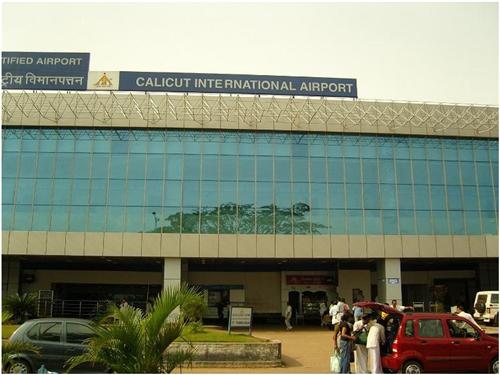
[477,294,487,304]
[491,294,499,304]
[418,319,443,338]
[27,322,62,342]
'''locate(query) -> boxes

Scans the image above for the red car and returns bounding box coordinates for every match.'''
[354,302,498,373]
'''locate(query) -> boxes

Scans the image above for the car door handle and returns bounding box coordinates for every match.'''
[420,340,427,344]
[451,341,460,345]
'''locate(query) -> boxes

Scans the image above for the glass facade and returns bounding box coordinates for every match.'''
[2,128,498,235]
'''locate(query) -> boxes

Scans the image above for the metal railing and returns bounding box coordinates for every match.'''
[37,299,148,319]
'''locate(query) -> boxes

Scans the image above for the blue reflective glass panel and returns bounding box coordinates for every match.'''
[239,156,255,182]
[364,210,382,234]
[329,183,345,209]
[363,159,378,183]
[481,211,497,234]
[3,153,18,178]
[462,186,479,211]
[428,160,444,184]
[15,179,34,204]
[363,184,379,209]
[399,210,416,234]
[464,211,481,234]
[445,161,460,185]
[347,209,363,234]
[69,206,88,231]
[382,210,398,234]
[432,210,449,234]
[447,186,463,210]
[414,185,430,210]
[311,209,329,234]
[416,210,432,234]
[328,158,344,183]
[2,205,13,230]
[330,209,346,234]
[52,179,72,205]
[14,204,32,230]
[183,154,200,180]
[345,158,361,183]
[32,205,50,231]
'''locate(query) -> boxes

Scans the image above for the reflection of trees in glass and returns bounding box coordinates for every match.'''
[148,202,326,234]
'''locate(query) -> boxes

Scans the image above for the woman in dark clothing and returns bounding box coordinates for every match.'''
[338,312,356,373]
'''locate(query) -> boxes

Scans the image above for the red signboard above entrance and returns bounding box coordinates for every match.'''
[286,275,333,285]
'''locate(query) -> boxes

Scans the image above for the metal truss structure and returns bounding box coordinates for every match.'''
[2,91,498,135]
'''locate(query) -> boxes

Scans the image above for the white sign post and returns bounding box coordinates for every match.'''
[228,306,253,335]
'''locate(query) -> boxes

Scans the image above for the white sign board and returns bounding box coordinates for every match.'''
[228,306,253,334]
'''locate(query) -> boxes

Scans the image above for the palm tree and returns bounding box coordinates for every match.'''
[66,285,204,373]
[3,293,38,323]
[2,311,40,372]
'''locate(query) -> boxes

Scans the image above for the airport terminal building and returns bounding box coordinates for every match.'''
[2,60,499,321]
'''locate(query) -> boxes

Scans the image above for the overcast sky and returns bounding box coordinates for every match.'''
[2,2,498,105]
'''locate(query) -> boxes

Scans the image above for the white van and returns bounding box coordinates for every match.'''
[473,291,499,325]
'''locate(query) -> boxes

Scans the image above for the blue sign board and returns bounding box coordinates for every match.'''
[2,51,90,91]
[120,72,357,98]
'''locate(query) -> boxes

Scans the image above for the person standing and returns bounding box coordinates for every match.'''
[330,299,340,328]
[455,304,481,329]
[366,314,386,374]
[319,301,328,327]
[353,305,363,322]
[335,299,345,323]
[353,314,370,373]
[285,301,293,331]
[338,313,356,373]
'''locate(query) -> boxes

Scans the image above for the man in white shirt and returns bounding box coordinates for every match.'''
[366,314,386,374]
[330,300,339,325]
[455,304,481,330]
[353,314,370,373]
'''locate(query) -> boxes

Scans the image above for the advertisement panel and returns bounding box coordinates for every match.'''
[120,71,357,98]
[2,51,90,91]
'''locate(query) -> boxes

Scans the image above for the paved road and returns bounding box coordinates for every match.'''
[179,325,345,374]
[178,322,498,374]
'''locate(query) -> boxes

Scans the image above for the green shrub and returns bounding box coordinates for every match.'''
[181,292,207,323]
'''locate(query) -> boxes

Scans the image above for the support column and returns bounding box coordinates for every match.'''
[376,258,402,305]
[163,258,181,289]
[2,259,20,296]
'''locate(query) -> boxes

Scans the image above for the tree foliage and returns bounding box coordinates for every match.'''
[66,285,205,373]
[150,202,326,234]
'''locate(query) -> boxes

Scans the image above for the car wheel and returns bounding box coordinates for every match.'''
[5,359,32,374]
[494,314,498,326]
[402,361,423,374]
[490,357,499,374]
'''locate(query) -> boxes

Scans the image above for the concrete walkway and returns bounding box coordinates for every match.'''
[177,323,498,374]
[179,324,338,374]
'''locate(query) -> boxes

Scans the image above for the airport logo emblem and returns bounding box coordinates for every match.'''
[87,71,120,91]
[94,72,113,87]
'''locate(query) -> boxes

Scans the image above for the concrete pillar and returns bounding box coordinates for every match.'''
[163,258,181,289]
[2,259,20,296]
[376,258,402,305]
